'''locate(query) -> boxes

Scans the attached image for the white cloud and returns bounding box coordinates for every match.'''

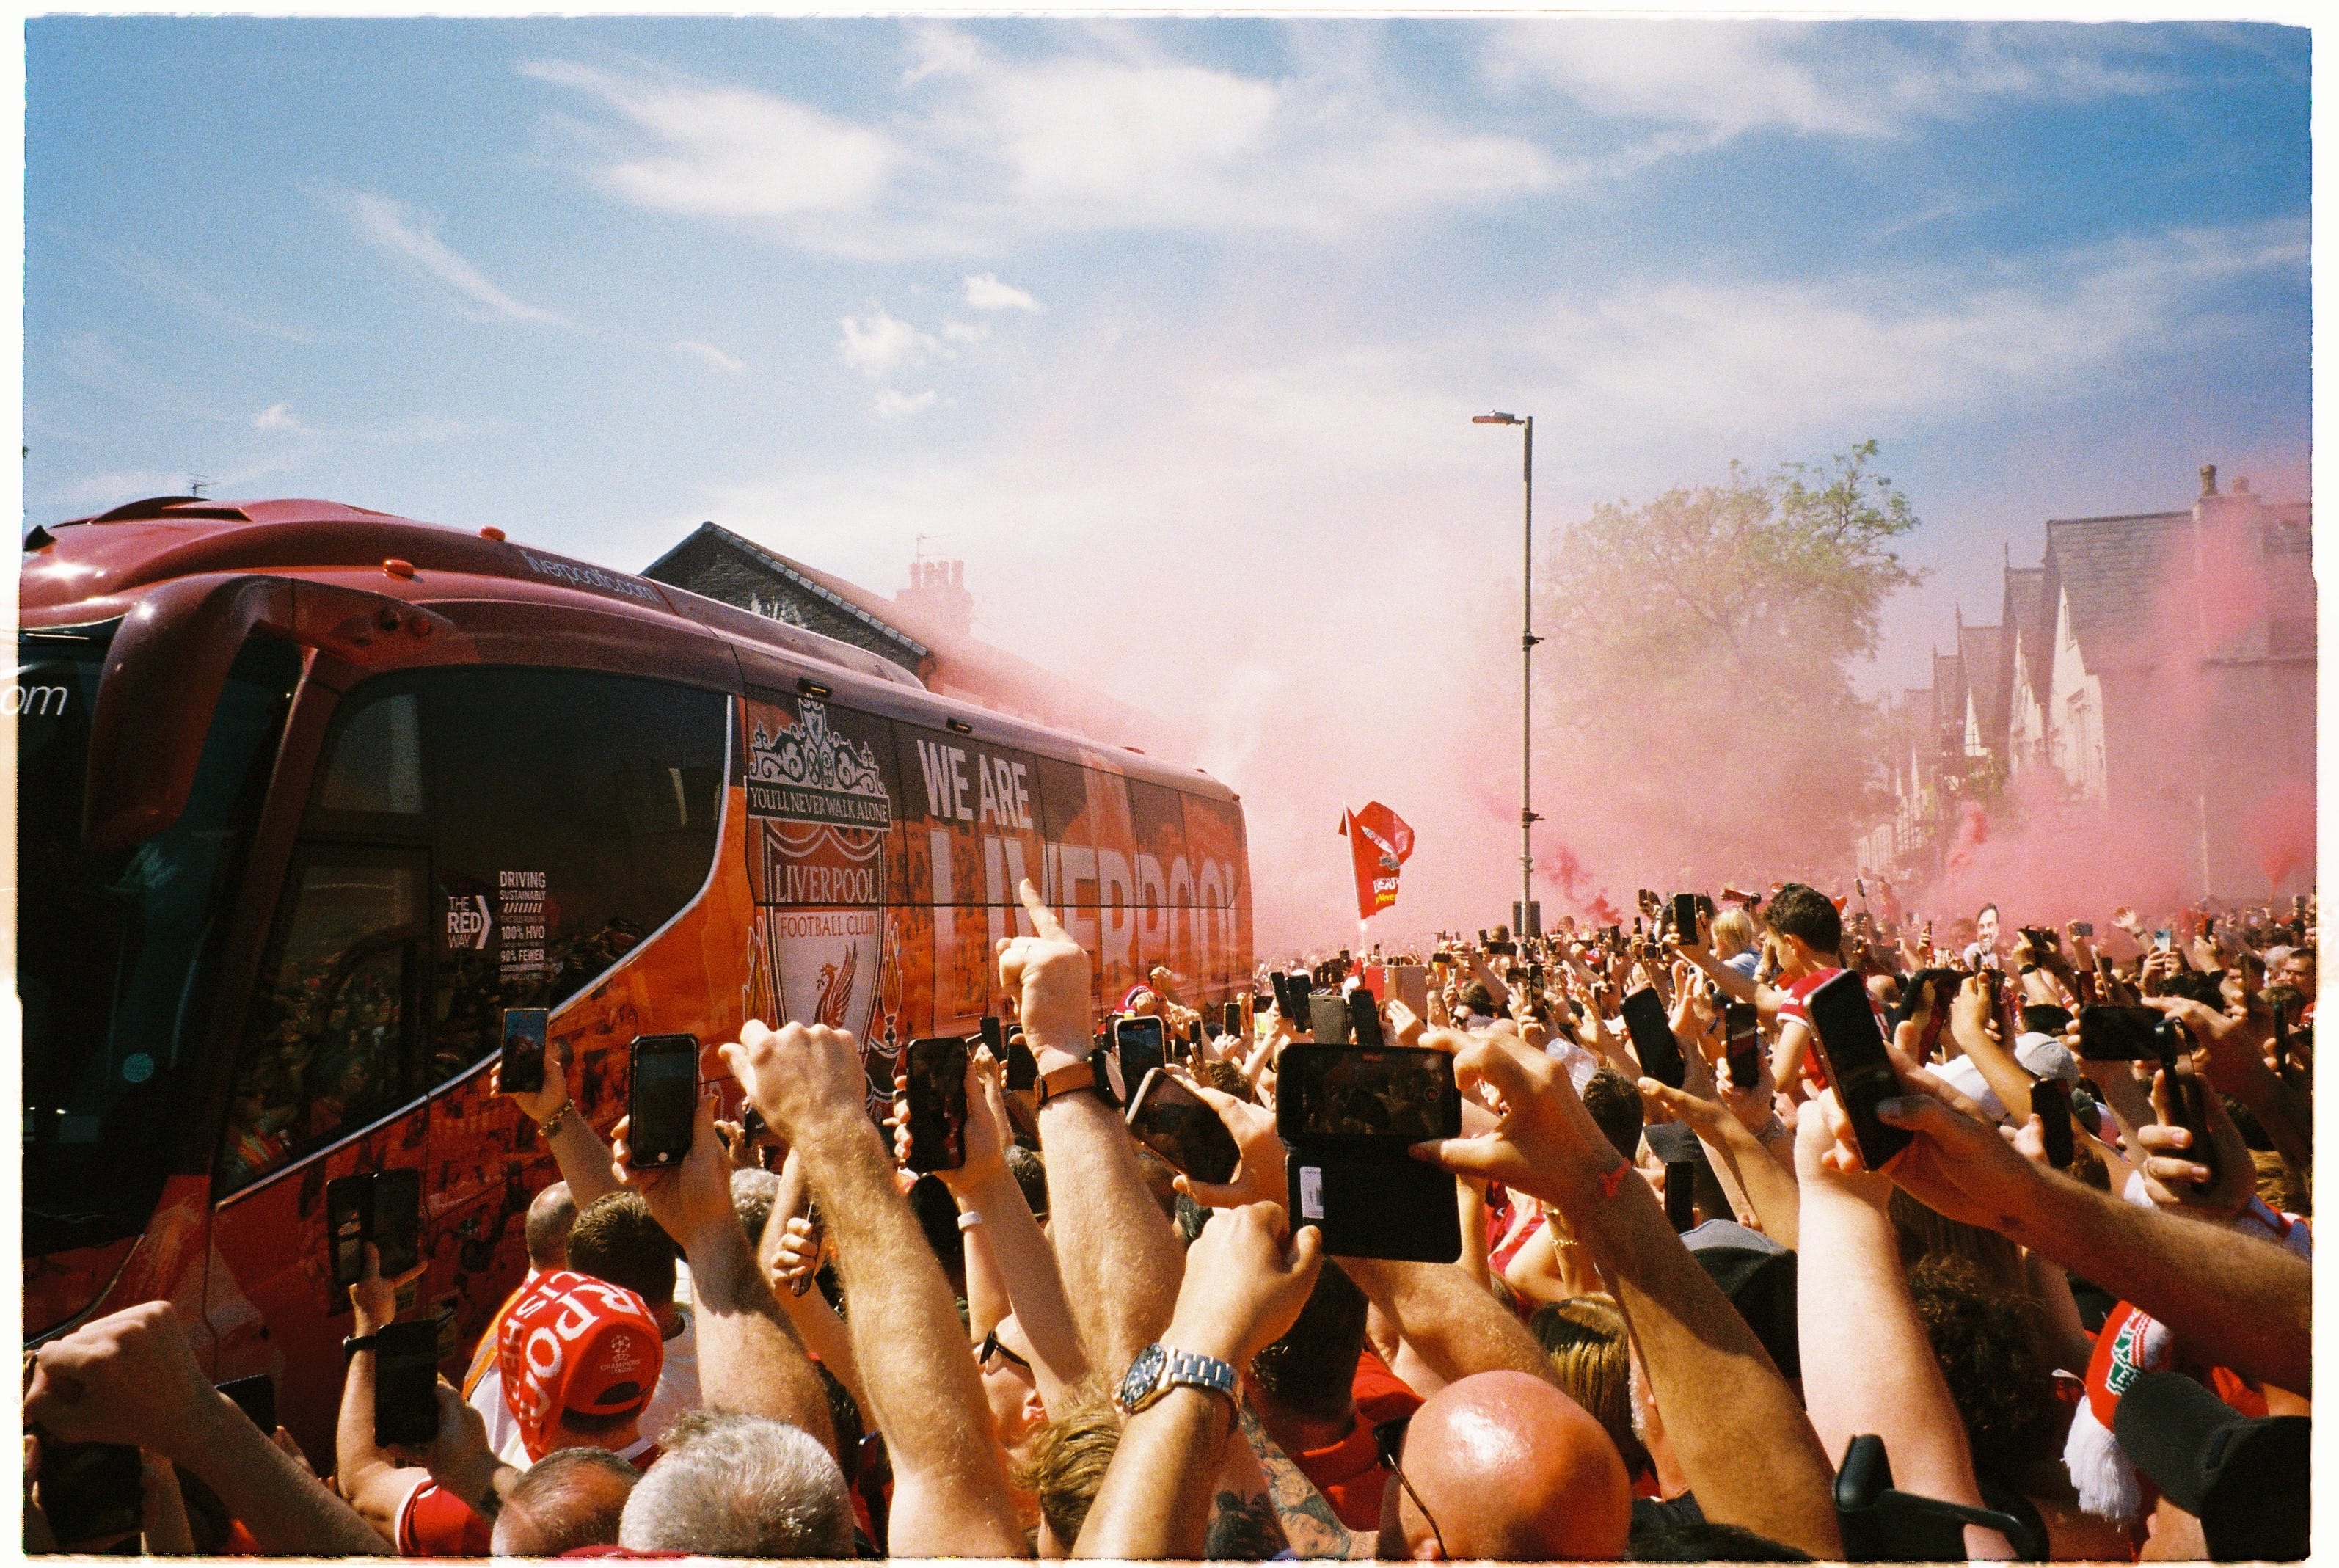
[1487,20,2178,142]
[522,59,899,222]
[839,309,946,382]
[963,273,1041,313]
[313,185,572,326]
[253,401,309,434]
[676,338,745,373]
[941,320,988,346]
[875,388,940,420]
[522,34,1558,256]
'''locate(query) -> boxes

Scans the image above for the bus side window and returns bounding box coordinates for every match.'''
[216,848,427,1195]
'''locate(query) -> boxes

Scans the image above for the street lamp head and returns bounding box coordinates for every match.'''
[1473,412,1522,425]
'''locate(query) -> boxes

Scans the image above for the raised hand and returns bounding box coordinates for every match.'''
[491,1038,573,1125]
[2136,1063,2252,1219]
[1169,1080,1286,1211]
[612,1095,738,1252]
[1411,1029,1627,1211]
[1163,1204,1324,1368]
[996,880,1094,1065]
[723,1021,876,1153]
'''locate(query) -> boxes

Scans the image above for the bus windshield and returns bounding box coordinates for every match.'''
[17,624,299,1257]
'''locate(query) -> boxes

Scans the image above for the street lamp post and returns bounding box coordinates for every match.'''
[1473,411,1540,938]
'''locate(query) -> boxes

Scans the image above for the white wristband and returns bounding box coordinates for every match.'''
[956,1210,984,1231]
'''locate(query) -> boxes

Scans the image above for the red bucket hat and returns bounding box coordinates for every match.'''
[498,1269,663,1462]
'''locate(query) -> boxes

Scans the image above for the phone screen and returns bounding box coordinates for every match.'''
[1277,1046,1461,1142]
[371,1167,423,1278]
[1803,969,1913,1170]
[1672,894,1698,944]
[372,1321,444,1448]
[627,1035,701,1167]
[500,1007,549,1094]
[1619,987,1685,1089]
[903,1037,970,1173]
[1346,988,1384,1049]
[1125,1071,1241,1184]
[2031,1079,2075,1169]
[1004,1026,1037,1093]
[1114,1015,1168,1095]
[35,1437,144,1546]
[325,1175,372,1292]
[219,1374,277,1435]
[2076,1005,2161,1061]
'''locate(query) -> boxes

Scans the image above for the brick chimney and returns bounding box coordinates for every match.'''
[897,558,973,638]
[2200,463,2218,497]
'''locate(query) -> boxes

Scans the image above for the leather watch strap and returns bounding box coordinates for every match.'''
[1035,1057,1112,1110]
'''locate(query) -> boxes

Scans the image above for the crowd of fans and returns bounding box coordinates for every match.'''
[25,876,2313,1560]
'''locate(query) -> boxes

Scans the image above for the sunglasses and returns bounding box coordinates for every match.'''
[974,1328,1030,1374]
[1374,1415,1447,1559]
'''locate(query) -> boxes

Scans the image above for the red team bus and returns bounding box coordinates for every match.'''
[18,494,1252,1456]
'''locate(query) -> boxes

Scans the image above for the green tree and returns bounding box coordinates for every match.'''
[1536,440,1922,887]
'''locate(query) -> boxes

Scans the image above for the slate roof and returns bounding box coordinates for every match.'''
[2040,511,2191,671]
[1998,565,2046,717]
[1957,621,2004,750]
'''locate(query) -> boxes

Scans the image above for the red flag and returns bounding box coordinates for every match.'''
[1340,802,1416,922]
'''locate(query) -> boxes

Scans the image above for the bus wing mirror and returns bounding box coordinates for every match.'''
[84,573,464,856]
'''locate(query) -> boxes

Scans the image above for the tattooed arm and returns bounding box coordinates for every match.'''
[1230,1404,1373,1559]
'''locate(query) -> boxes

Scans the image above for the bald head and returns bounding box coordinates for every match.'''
[490,1445,638,1556]
[1389,1370,1631,1561]
[524,1181,577,1272]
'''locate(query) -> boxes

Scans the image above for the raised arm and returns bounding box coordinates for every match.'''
[726,1019,1022,1557]
[29,1302,386,1558]
[333,1246,426,1540]
[918,1048,1091,1403]
[1074,1203,1322,1561]
[1001,879,1186,1379]
[1795,1098,2010,1557]
[496,1038,621,1210]
[1855,1080,2312,1393]
[1420,1032,1843,1559]
[613,1091,837,1459]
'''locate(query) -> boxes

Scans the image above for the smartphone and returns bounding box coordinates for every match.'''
[327,1174,371,1291]
[2031,1078,2075,1170]
[2153,929,2173,953]
[1003,1024,1037,1093]
[219,1373,277,1434]
[740,1106,769,1148]
[1430,952,1453,968]
[2162,1051,2219,1193]
[1893,968,1963,1062]
[1125,1069,1241,1184]
[1348,988,1385,1049]
[627,1034,701,1168]
[372,1319,443,1448]
[1619,986,1685,1090]
[1114,1016,1168,1097]
[1723,1001,1762,1090]
[1478,929,1490,947]
[1277,1046,1462,1143]
[500,1006,549,1095]
[2076,1005,2162,1060]
[979,1015,1005,1062]
[2072,921,2095,938]
[1307,992,1354,1046]
[371,1167,423,1279]
[1672,893,1699,945]
[1664,1162,1698,1231]
[1221,1001,1244,1037]
[34,1436,144,1546]
[902,1036,970,1173]
[1803,969,1913,1170]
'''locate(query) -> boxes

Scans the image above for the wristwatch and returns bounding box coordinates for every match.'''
[1035,1055,1117,1111]
[1116,1343,1239,1418]
[342,1333,380,1363]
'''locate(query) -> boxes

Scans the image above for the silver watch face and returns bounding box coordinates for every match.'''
[1118,1343,1167,1410]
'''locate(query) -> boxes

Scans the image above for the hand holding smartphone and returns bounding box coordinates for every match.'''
[1803,969,1913,1170]
[627,1034,701,1168]
[902,1036,970,1173]
[500,1007,549,1095]
[1125,1070,1241,1184]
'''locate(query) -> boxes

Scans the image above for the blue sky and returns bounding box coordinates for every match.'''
[22,17,2312,930]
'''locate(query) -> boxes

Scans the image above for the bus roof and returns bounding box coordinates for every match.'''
[22,495,1238,803]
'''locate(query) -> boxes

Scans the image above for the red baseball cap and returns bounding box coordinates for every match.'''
[499,1269,663,1462]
